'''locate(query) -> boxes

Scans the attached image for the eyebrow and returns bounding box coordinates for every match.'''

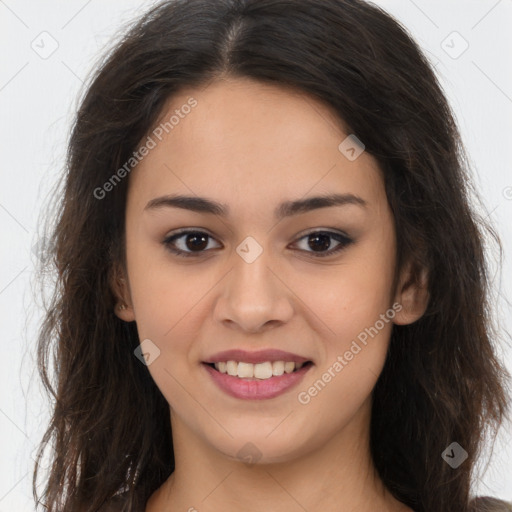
[144,192,367,219]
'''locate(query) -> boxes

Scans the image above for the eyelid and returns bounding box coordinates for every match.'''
[297,226,350,239]
[162,228,221,257]
[162,227,354,258]
[292,229,353,258]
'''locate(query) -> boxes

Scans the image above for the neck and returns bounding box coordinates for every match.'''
[146,398,411,512]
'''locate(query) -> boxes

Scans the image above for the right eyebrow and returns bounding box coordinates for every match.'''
[144,192,368,219]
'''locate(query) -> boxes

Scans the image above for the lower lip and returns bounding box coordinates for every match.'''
[202,362,313,400]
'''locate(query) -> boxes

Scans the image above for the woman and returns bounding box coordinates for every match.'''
[33,0,511,511]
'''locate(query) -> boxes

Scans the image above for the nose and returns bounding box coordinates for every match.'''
[213,246,294,334]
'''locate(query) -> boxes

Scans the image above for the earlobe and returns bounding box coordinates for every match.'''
[110,264,136,322]
[115,301,135,322]
[393,263,429,326]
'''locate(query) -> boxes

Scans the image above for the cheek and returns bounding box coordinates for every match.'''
[296,270,395,425]
[296,253,395,342]
[295,338,388,442]
[126,235,209,335]
[293,237,395,399]
[126,255,213,410]
[303,271,394,393]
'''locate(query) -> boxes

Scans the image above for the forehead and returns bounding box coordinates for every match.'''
[127,77,386,217]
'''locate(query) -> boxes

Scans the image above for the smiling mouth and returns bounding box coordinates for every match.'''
[204,360,314,380]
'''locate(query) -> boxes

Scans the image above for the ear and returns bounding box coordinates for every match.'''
[392,260,429,325]
[110,261,136,322]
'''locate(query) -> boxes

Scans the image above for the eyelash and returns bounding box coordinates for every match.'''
[162,229,354,258]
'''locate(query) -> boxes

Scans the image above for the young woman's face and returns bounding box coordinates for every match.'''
[118,77,423,463]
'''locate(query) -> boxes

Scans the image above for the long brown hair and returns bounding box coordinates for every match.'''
[33,1,510,510]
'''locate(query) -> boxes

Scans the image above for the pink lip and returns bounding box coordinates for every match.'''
[204,349,310,365]
[202,362,313,400]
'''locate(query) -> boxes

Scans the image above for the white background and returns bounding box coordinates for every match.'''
[0,0,511,509]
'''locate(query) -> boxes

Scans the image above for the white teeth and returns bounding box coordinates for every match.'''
[237,362,253,378]
[213,360,307,380]
[254,362,273,379]
[284,362,295,374]
[272,361,285,376]
[226,360,238,376]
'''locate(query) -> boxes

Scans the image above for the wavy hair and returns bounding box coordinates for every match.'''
[33,1,510,511]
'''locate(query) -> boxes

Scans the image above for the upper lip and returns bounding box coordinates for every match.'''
[203,349,311,365]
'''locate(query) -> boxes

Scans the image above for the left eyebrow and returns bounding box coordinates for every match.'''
[144,192,367,220]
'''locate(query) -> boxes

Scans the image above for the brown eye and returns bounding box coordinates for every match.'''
[293,231,353,257]
[162,229,353,259]
[163,230,220,257]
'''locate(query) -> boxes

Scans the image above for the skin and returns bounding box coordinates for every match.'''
[113,77,428,512]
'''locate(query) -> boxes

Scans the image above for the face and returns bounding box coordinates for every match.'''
[115,77,426,464]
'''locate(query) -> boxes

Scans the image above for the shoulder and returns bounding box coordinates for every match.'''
[92,493,512,512]
[469,496,512,512]
[93,491,512,511]
[96,495,127,512]
[95,489,140,512]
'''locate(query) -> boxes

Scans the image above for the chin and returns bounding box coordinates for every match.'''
[202,424,314,466]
